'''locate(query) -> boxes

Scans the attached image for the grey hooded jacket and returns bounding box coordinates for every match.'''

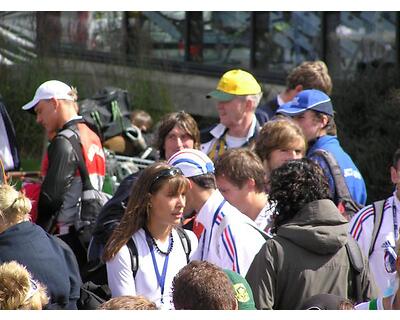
[246,199,378,310]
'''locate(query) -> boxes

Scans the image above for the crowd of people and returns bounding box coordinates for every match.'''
[0,59,400,311]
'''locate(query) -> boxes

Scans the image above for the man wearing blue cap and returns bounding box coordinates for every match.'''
[167,148,267,276]
[276,89,367,210]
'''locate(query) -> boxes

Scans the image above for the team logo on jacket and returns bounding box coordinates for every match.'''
[233,283,250,303]
[382,241,397,273]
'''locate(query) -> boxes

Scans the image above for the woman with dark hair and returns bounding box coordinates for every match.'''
[103,162,198,310]
[156,111,200,160]
[87,111,201,278]
[245,158,378,310]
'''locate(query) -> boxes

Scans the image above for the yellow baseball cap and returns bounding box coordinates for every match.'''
[207,69,262,101]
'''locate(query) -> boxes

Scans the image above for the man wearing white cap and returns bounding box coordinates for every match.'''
[201,69,263,162]
[167,148,267,276]
[22,80,105,247]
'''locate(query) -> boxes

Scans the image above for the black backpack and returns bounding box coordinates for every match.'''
[79,87,133,141]
[310,149,364,221]
[77,281,111,310]
[57,128,111,250]
[87,172,140,272]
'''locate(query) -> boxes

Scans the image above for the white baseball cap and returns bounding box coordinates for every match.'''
[22,80,75,111]
[167,149,215,178]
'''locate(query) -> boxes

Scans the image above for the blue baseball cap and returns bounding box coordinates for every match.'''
[167,149,215,178]
[276,89,333,117]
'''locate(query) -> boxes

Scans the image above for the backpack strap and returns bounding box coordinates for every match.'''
[345,235,364,304]
[311,149,353,202]
[175,226,192,263]
[58,128,94,191]
[368,199,386,257]
[126,238,139,279]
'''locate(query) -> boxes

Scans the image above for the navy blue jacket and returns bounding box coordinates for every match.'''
[0,221,81,309]
[255,96,279,126]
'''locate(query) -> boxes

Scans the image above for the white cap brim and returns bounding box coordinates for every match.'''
[22,98,41,111]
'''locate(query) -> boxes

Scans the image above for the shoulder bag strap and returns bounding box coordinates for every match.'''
[175,226,191,263]
[126,238,139,279]
[345,235,364,304]
[59,128,93,191]
[369,199,386,257]
[311,149,353,201]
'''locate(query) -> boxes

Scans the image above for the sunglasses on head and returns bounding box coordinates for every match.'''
[150,167,183,189]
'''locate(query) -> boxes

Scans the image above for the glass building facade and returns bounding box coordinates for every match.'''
[0,11,397,84]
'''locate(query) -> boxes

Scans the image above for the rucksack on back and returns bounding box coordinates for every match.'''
[79,87,149,157]
[79,87,132,142]
[311,149,364,221]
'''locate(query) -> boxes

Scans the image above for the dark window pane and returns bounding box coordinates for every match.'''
[201,12,251,68]
[326,12,396,78]
[254,12,322,74]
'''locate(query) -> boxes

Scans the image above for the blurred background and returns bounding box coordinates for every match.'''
[1,11,400,202]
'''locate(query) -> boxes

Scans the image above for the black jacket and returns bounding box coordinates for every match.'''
[37,119,83,229]
[0,221,82,309]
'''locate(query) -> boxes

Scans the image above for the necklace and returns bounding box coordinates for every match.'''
[150,232,174,255]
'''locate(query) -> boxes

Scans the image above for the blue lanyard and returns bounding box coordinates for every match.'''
[205,199,226,256]
[145,231,171,304]
[393,198,398,241]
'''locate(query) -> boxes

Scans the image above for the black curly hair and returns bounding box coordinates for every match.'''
[269,158,332,231]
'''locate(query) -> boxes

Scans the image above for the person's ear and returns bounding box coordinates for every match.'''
[317,114,329,129]
[246,178,256,191]
[49,98,60,111]
[391,166,400,185]
[323,114,329,126]
[294,84,303,93]
[245,97,254,112]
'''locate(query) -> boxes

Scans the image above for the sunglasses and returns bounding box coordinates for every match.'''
[150,167,183,189]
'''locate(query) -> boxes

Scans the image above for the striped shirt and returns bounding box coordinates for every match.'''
[349,192,400,295]
[191,189,266,276]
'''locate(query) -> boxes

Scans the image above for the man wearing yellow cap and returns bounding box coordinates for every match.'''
[201,69,263,162]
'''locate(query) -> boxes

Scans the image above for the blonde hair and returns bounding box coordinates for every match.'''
[98,295,158,310]
[0,184,31,227]
[68,86,78,102]
[0,261,49,310]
